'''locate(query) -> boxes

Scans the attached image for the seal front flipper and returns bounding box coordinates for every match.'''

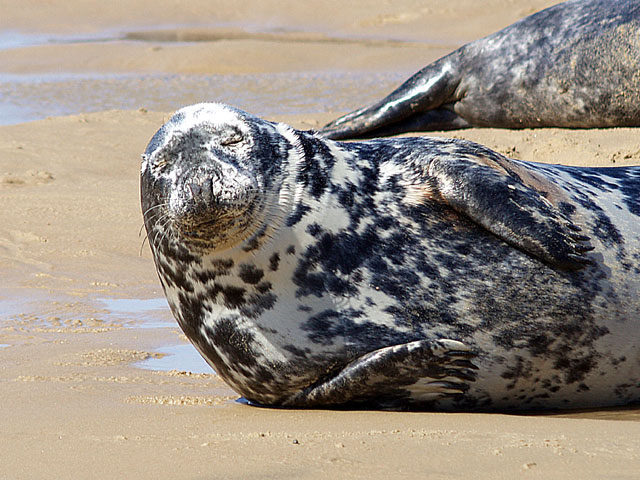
[425,155,594,270]
[320,56,462,140]
[282,339,477,409]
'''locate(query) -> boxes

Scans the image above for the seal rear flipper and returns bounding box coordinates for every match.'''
[319,57,461,140]
[282,339,477,409]
[427,155,594,270]
[346,109,471,139]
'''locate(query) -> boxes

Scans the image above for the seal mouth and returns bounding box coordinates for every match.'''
[174,192,267,252]
[159,158,264,248]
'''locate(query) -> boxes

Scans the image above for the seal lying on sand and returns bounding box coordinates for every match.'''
[321,0,640,140]
[141,103,640,410]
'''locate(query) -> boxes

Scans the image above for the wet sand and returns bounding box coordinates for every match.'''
[1,1,639,478]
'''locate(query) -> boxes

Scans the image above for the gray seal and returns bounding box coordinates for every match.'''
[321,0,640,140]
[141,103,640,410]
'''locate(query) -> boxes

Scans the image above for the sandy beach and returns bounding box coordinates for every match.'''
[1,1,639,478]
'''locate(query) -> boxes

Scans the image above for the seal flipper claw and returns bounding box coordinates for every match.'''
[569,233,591,243]
[572,243,595,253]
[566,253,595,266]
[426,156,593,270]
[282,339,477,408]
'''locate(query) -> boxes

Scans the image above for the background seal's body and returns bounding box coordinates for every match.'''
[321,0,640,139]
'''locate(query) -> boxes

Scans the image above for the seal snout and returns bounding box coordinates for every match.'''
[182,174,258,221]
[173,161,261,244]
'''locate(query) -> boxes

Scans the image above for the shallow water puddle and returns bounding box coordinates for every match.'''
[97,297,174,329]
[0,30,116,50]
[0,294,31,320]
[0,71,404,126]
[98,297,213,373]
[0,288,99,328]
[135,343,213,374]
[0,26,409,125]
[0,31,54,50]
[0,290,171,330]
[101,297,168,312]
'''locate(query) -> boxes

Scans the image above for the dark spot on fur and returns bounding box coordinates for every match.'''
[611,356,627,366]
[242,225,267,252]
[283,344,309,358]
[297,135,332,199]
[269,252,280,271]
[212,259,234,275]
[240,292,277,319]
[286,203,311,227]
[193,269,217,284]
[593,211,624,246]
[554,353,598,385]
[238,264,265,285]
[221,285,246,309]
[558,201,576,217]
[306,222,322,237]
[255,281,272,294]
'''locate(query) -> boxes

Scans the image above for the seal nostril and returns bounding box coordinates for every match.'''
[188,183,202,198]
[205,179,215,204]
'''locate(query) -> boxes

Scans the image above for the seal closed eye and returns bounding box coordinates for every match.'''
[320,0,640,139]
[141,103,640,410]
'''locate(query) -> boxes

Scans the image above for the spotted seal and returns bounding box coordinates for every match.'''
[321,0,640,140]
[141,103,640,410]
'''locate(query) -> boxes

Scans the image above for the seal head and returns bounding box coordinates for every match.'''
[142,104,296,253]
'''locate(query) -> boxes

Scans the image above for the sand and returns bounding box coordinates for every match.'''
[1,1,639,479]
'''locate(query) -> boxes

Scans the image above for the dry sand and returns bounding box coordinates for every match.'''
[0,1,639,479]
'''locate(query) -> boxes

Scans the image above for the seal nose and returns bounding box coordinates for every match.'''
[187,179,214,205]
[188,182,201,197]
[188,182,202,198]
